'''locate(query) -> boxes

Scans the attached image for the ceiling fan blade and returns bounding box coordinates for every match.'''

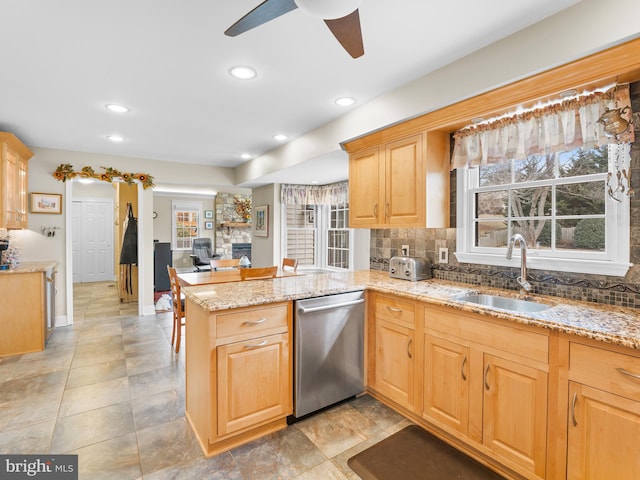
[324,9,364,58]
[225,0,298,37]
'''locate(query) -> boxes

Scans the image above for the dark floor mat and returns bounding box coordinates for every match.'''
[348,425,506,480]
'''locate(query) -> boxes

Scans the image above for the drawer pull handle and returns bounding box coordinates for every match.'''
[407,337,413,359]
[243,318,267,326]
[571,392,578,427]
[245,339,268,349]
[484,363,491,390]
[616,367,640,381]
[386,306,402,313]
[461,355,468,381]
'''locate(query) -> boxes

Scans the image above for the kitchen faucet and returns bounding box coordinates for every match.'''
[506,233,532,294]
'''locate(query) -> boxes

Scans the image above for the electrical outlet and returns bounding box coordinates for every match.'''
[183,257,188,265]
[401,245,409,256]
[438,247,449,264]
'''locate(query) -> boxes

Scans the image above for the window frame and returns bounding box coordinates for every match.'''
[282,202,354,271]
[171,201,203,251]
[455,149,630,276]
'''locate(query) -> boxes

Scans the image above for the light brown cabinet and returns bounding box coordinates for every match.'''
[185,300,292,456]
[345,131,449,229]
[423,334,469,436]
[0,266,55,356]
[370,293,417,411]
[1,132,33,229]
[482,353,548,479]
[425,305,549,480]
[566,342,640,480]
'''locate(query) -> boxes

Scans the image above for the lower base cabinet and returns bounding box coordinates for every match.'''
[482,354,548,479]
[217,332,290,437]
[566,341,640,480]
[185,300,292,456]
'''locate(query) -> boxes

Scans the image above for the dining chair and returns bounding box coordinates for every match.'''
[210,258,241,270]
[240,266,278,280]
[281,257,298,272]
[167,266,186,353]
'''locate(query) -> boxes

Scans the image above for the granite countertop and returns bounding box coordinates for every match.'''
[0,261,57,274]
[183,269,640,350]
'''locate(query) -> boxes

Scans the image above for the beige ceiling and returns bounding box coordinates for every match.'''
[0,0,580,187]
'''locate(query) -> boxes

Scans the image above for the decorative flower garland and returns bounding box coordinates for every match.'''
[52,164,155,189]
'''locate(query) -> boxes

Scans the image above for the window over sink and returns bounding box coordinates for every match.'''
[455,144,630,276]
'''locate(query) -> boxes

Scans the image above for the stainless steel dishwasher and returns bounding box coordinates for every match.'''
[293,290,365,419]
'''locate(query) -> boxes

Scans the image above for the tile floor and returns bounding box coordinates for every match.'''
[0,281,411,479]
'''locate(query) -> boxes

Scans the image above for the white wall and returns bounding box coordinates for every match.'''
[250,184,281,267]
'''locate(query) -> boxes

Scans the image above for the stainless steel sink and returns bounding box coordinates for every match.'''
[455,293,550,313]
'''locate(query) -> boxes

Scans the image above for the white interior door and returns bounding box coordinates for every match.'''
[74,199,115,283]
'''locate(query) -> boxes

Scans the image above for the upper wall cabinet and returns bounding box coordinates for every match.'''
[345,130,450,229]
[1,132,33,229]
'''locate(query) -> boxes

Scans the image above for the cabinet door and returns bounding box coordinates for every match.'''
[374,318,415,409]
[349,147,383,227]
[16,155,28,228]
[483,354,547,479]
[384,133,425,226]
[423,334,469,435]
[3,145,19,228]
[217,332,290,437]
[567,382,640,480]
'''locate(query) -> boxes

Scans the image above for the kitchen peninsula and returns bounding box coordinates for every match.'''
[183,270,640,480]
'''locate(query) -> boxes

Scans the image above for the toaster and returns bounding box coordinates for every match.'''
[389,256,431,281]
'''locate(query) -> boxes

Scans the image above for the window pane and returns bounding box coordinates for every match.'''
[476,191,508,217]
[479,162,511,187]
[558,146,608,177]
[476,221,508,247]
[514,155,554,183]
[556,181,605,216]
[510,187,552,217]
[557,218,605,251]
[510,220,551,249]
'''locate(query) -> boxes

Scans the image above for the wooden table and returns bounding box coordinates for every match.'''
[178,268,301,286]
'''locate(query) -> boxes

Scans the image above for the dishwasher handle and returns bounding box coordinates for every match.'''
[298,298,364,314]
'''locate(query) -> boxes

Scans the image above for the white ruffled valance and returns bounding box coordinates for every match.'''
[280,181,348,205]
[451,84,634,169]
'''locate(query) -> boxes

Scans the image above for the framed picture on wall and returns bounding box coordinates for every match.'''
[204,221,213,230]
[204,210,213,219]
[254,205,268,237]
[30,192,62,214]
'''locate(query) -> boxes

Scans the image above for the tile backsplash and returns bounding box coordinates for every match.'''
[370,82,640,309]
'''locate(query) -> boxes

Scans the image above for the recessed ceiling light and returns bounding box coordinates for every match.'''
[105,104,129,113]
[274,134,288,141]
[106,135,124,143]
[241,153,253,160]
[229,66,257,80]
[311,180,319,184]
[335,97,355,106]
[471,117,485,124]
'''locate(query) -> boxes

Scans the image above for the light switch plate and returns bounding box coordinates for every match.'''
[401,245,409,256]
[438,247,449,264]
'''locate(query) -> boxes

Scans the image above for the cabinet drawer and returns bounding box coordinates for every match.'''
[216,303,288,342]
[570,342,640,400]
[374,294,415,326]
